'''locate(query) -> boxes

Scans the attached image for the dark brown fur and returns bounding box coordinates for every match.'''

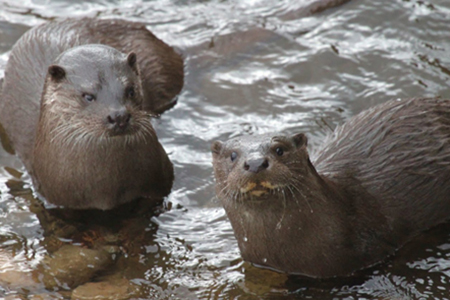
[211,98,450,278]
[0,19,178,209]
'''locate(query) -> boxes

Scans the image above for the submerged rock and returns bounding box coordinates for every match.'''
[38,245,113,290]
[0,250,37,290]
[71,278,140,300]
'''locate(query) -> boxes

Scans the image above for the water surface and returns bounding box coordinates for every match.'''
[1,0,450,299]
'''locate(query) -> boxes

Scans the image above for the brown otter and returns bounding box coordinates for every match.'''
[211,98,450,278]
[0,18,177,210]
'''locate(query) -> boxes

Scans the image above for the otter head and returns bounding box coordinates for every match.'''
[40,44,150,141]
[32,44,173,210]
[211,133,358,277]
[211,133,313,202]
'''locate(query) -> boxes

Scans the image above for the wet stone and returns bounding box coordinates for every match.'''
[38,245,113,290]
[0,250,37,290]
[0,269,36,289]
[101,245,121,255]
[71,278,140,300]
[5,293,68,300]
[241,263,288,296]
[28,293,67,299]
[5,295,27,300]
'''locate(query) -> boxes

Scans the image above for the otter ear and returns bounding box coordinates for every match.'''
[292,133,307,148]
[126,52,139,74]
[211,141,223,155]
[48,65,66,82]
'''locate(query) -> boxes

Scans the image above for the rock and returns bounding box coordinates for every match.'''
[0,250,36,289]
[38,245,113,290]
[71,278,140,300]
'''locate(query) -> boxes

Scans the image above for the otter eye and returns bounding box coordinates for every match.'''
[83,93,95,102]
[230,152,238,162]
[126,86,135,98]
[276,147,284,156]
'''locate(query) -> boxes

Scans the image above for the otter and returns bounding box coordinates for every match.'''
[20,18,182,114]
[211,98,450,278]
[0,18,178,210]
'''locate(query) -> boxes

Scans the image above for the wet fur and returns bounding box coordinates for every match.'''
[0,18,183,167]
[212,98,450,278]
[0,20,177,209]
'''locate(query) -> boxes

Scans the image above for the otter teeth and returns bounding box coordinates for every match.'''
[240,181,281,197]
[260,181,278,189]
[250,190,267,197]
[240,182,257,193]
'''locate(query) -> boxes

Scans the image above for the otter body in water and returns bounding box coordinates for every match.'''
[0,18,178,210]
[212,98,450,278]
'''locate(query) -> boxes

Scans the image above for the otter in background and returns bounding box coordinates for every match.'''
[0,18,182,209]
[212,98,450,278]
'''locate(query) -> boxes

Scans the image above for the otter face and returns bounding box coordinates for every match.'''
[33,44,173,210]
[41,44,154,145]
[211,133,309,201]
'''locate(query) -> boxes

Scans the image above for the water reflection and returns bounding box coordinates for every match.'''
[1,0,450,298]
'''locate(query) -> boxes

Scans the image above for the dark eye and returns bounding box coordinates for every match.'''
[126,86,135,98]
[230,151,238,162]
[276,147,284,156]
[83,93,95,102]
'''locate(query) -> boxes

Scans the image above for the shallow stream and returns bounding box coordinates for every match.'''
[1,0,450,299]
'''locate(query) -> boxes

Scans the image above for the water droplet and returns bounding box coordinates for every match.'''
[243,237,248,242]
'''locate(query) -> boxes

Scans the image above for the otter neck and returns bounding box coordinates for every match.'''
[224,165,349,233]
[222,162,391,277]
[31,95,174,209]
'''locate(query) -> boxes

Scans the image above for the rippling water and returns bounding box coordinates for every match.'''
[1,0,450,299]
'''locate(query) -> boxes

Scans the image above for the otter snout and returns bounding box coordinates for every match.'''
[106,109,131,132]
[244,157,269,173]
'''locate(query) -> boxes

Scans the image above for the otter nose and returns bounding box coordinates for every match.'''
[244,158,269,173]
[107,109,131,129]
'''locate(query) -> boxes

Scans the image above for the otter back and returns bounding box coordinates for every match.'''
[212,98,450,278]
[0,20,176,210]
[0,18,183,166]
